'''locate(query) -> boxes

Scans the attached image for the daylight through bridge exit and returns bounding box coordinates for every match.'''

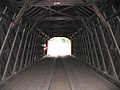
[47,37,71,56]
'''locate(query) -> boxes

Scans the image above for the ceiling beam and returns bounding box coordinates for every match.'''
[43,25,75,29]
[38,6,78,19]
[30,1,90,7]
[45,5,83,17]
[41,16,80,21]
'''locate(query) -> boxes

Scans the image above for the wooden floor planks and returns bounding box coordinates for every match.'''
[1,56,120,90]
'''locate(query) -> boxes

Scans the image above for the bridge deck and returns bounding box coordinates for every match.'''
[1,56,120,90]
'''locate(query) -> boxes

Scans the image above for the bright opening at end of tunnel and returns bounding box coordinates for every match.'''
[47,37,71,57]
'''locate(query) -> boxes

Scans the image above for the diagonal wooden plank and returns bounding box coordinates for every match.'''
[13,0,30,28]
[38,6,78,19]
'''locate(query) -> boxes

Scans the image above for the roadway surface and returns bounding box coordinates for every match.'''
[1,56,120,90]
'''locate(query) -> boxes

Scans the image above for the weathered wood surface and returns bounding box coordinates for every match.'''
[1,56,120,90]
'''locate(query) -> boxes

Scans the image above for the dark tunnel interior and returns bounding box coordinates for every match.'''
[0,0,120,90]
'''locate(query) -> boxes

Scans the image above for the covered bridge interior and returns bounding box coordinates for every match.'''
[0,0,120,90]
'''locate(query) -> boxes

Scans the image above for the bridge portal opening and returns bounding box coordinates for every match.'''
[47,37,71,57]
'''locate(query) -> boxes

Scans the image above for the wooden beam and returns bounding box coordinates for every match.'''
[74,8,93,35]
[13,0,30,28]
[45,5,82,17]
[39,6,77,19]
[91,3,108,28]
[30,1,90,7]
[84,0,116,25]
[91,2,120,56]
[0,11,30,31]
[41,16,80,21]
